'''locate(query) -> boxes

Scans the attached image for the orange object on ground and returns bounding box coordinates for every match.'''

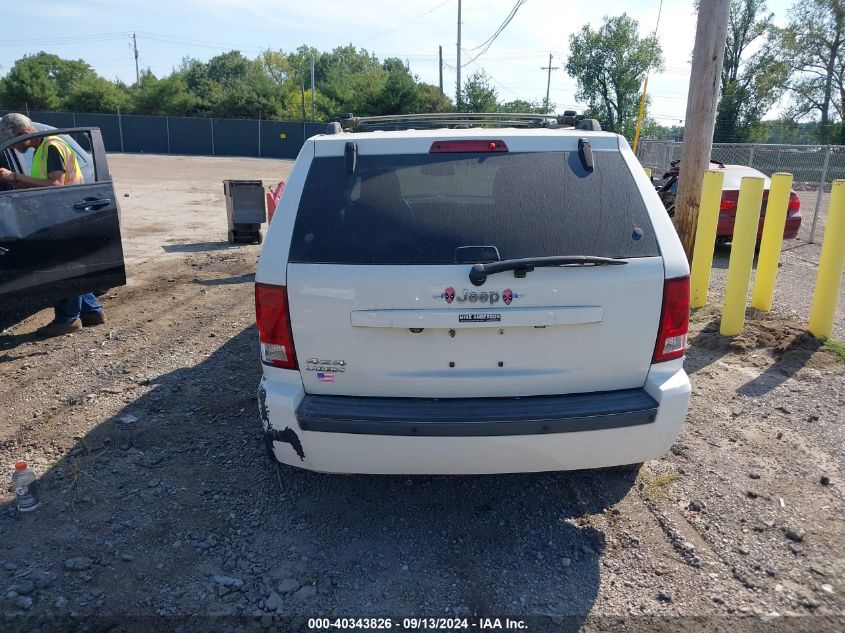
[267,181,286,223]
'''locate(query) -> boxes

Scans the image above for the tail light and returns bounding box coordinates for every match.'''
[653,276,689,363]
[719,191,738,215]
[255,283,297,369]
[788,192,801,213]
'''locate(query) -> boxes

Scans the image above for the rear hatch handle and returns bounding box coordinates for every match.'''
[469,255,627,286]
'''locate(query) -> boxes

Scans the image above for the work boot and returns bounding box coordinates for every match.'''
[80,310,107,327]
[36,318,82,338]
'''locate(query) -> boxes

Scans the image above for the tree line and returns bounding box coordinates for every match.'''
[0,0,839,144]
[0,46,557,123]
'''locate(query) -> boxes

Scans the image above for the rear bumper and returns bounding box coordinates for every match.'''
[296,389,658,436]
[716,213,801,240]
[258,366,690,475]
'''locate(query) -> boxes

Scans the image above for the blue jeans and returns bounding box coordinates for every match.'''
[54,293,103,324]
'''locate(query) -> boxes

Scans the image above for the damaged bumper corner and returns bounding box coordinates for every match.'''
[258,376,308,466]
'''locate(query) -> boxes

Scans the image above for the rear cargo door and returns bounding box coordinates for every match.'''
[286,138,665,398]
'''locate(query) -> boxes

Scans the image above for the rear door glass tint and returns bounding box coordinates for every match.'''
[289,151,659,264]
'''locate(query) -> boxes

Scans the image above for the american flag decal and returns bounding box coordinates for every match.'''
[316,372,335,383]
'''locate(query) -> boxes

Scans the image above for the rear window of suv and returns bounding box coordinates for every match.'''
[289,150,659,264]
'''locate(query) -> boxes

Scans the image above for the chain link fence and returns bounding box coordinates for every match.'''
[637,140,845,244]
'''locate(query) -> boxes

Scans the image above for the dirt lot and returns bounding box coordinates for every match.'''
[0,154,843,632]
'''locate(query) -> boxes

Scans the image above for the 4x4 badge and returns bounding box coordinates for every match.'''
[305,358,346,373]
[435,287,523,305]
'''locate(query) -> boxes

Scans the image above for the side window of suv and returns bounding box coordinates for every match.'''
[1,131,94,191]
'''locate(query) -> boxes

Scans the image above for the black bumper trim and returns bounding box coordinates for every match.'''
[295,389,658,437]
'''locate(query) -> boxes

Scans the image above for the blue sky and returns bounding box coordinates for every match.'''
[1,0,797,122]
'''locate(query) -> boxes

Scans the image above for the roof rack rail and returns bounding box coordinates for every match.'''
[326,112,600,133]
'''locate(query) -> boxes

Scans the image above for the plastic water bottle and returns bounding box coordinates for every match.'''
[12,462,39,512]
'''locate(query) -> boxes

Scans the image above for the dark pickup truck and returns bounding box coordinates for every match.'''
[0,126,126,326]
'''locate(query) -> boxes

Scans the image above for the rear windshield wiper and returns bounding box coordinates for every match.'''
[469,256,627,286]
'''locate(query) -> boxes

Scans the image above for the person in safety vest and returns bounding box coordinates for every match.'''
[0,113,108,338]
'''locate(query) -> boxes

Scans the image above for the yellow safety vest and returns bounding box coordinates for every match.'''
[31,136,83,184]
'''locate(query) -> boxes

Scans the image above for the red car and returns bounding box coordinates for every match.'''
[658,162,802,242]
[715,165,801,241]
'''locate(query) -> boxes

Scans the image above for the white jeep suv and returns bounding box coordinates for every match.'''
[255,113,691,475]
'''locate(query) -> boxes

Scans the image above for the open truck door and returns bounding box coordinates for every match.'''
[0,127,125,318]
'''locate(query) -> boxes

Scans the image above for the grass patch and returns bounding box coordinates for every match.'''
[821,338,845,362]
[689,306,719,325]
[639,470,681,501]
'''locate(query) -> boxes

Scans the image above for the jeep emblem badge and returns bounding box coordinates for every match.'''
[435,288,523,305]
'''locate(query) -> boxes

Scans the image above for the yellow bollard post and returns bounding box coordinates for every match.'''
[720,176,765,336]
[689,170,725,308]
[752,173,793,311]
[808,180,845,339]
[643,167,653,179]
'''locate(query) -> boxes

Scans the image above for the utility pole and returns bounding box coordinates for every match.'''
[300,77,307,141]
[439,45,444,95]
[132,33,140,85]
[541,53,558,114]
[310,56,315,122]
[673,0,730,260]
[456,0,462,108]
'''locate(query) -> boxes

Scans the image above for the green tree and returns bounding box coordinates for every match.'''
[0,45,462,121]
[368,58,424,115]
[0,60,60,110]
[715,0,790,142]
[419,84,454,113]
[784,0,845,143]
[648,123,685,141]
[565,14,662,137]
[498,99,547,113]
[260,50,292,85]
[0,52,95,110]
[315,45,386,114]
[178,57,220,115]
[65,75,129,113]
[280,46,321,85]
[277,84,336,120]
[131,71,196,116]
[460,71,498,112]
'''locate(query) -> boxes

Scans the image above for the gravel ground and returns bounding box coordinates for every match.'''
[0,155,843,632]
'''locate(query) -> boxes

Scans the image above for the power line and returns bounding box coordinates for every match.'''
[0,32,131,47]
[135,31,267,53]
[358,0,451,46]
[0,32,130,43]
[461,0,528,67]
[465,0,528,51]
[467,59,521,100]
